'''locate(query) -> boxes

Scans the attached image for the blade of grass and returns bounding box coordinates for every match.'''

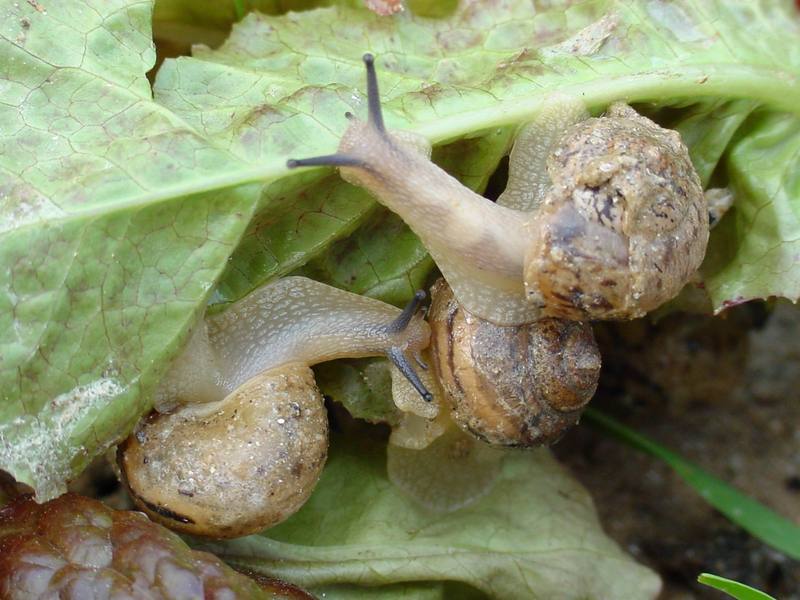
[583,408,800,560]
[697,573,776,600]
[233,0,247,20]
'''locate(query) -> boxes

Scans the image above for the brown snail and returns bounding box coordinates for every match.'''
[119,277,432,538]
[286,54,716,448]
[287,54,709,325]
[427,279,601,447]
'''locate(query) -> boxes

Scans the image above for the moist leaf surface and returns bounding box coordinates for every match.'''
[0,0,260,499]
[199,436,662,599]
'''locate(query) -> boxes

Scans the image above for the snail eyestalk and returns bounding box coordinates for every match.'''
[384,290,433,400]
[285,53,388,171]
[387,347,433,402]
[386,290,427,333]
[362,53,386,134]
[286,155,365,169]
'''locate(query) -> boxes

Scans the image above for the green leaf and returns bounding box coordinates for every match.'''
[296,211,435,306]
[697,574,776,600]
[0,0,264,499]
[199,436,662,599]
[584,409,800,560]
[314,358,400,423]
[655,99,758,188]
[208,173,379,310]
[703,112,800,311]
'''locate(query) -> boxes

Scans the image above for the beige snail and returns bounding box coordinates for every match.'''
[426,279,601,447]
[119,276,432,538]
[287,54,709,325]
[287,54,713,446]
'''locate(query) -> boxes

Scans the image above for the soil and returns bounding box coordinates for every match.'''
[555,301,800,599]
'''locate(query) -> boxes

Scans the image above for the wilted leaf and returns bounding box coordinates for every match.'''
[199,436,662,599]
[0,493,312,598]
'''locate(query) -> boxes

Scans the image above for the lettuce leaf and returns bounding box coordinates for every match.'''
[0,0,259,499]
[198,435,661,599]
[703,112,800,309]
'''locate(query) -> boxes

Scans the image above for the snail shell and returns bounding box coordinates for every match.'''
[526,103,708,320]
[119,364,328,538]
[428,279,601,447]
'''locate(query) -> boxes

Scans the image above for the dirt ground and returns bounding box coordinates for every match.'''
[556,301,800,599]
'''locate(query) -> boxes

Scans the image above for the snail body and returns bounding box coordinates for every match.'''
[120,277,432,538]
[154,276,432,411]
[288,55,709,325]
[287,54,710,447]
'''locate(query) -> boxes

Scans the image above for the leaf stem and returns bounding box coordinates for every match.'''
[14,64,798,232]
[419,64,800,141]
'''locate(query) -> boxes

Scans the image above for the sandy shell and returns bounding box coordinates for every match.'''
[525,103,708,320]
[119,364,328,538]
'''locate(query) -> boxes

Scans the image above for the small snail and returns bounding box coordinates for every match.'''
[287,54,709,325]
[427,279,601,447]
[119,277,432,538]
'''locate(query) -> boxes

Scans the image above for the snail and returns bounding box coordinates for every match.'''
[118,276,432,538]
[286,55,617,446]
[426,279,601,447]
[287,54,709,325]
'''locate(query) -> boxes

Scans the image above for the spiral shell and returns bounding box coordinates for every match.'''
[428,280,601,447]
[525,103,708,320]
[119,364,328,538]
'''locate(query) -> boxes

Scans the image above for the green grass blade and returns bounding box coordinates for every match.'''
[583,408,800,560]
[233,0,247,20]
[697,573,776,600]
